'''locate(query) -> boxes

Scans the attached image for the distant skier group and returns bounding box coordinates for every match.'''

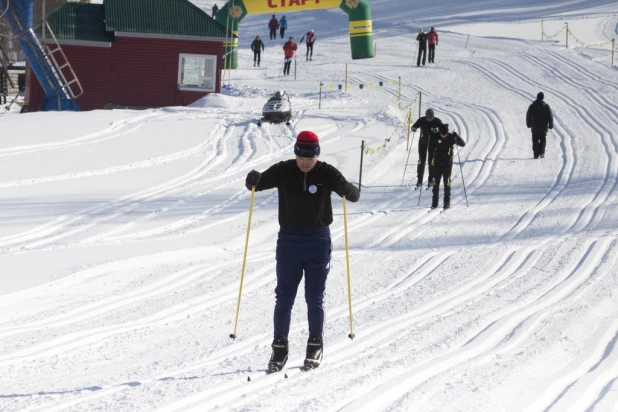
[416,26,439,66]
[249,15,317,72]
[411,108,466,209]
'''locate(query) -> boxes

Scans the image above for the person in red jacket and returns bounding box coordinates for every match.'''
[428,27,438,63]
[282,37,297,76]
[268,15,279,40]
[300,29,316,60]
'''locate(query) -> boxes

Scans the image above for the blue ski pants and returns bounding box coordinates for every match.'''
[274,226,332,339]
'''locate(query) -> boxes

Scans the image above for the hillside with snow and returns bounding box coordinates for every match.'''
[2,1,618,411]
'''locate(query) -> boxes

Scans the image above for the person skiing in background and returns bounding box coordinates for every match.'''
[430,123,466,209]
[268,15,279,40]
[244,131,360,372]
[282,36,297,75]
[416,28,428,66]
[211,3,218,17]
[300,29,316,60]
[411,108,444,189]
[251,35,265,67]
[428,26,438,63]
[526,92,554,159]
[279,15,288,39]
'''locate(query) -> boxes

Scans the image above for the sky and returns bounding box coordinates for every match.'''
[1,0,618,411]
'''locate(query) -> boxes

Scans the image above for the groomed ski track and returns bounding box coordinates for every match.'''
[2,4,618,412]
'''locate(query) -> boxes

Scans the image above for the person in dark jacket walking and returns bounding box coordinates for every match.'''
[245,131,360,372]
[526,92,554,159]
[268,15,279,40]
[300,29,316,60]
[427,27,438,63]
[411,108,444,189]
[279,15,288,39]
[211,3,218,17]
[431,123,466,209]
[251,35,265,67]
[282,37,297,75]
[416,28,428,66]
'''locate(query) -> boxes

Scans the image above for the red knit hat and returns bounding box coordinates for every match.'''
[294,131,320,158]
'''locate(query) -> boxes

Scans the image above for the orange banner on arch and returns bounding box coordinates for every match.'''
[244,0,341,14]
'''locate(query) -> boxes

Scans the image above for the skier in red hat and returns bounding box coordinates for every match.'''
[245,130,360,372]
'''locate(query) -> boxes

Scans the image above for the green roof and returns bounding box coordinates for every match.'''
[104,0,231,38]
[40,0,231,42]
[44,4,113,43]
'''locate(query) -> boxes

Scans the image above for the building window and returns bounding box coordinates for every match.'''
[178,54,217,92]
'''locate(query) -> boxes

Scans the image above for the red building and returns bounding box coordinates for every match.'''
[26,0,233,111]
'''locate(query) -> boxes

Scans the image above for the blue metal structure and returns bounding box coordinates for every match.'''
[0,0,80,110]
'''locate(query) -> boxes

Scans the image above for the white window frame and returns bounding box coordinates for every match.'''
[177,53,217,92]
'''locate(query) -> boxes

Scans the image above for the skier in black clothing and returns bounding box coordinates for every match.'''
[431,123,466,209]
[416,28,428,66]
[251,35,265,67]
[526,92,554,159]
[411,108,444,189]
[211,3,218,17]
[245,131,360,372]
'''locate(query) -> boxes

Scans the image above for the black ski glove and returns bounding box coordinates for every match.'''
[245,170,261,190]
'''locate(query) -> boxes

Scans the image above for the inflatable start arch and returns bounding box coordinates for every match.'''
[215,0,373,69]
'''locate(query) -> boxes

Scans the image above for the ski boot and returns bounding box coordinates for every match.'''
[304,336,323,370]
[267,338,288,373]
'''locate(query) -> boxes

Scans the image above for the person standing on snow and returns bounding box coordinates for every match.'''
[268,15,279,40]
[300,29,316,61]
[526,92,554,159]
[282,36,297,75]
[427,26,438,63]
[251,35,265,67]
[244,131,361,372]
[430,124,466,209]
[211,3,218,17]
[411,108,444,189]
[279,15,288,39]
[416,28,428,66]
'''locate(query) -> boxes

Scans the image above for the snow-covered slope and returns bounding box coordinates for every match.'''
[1,1,618,411]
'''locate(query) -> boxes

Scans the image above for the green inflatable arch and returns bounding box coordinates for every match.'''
[215,0,373,70]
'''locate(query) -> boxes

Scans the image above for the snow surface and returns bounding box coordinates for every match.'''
[2,0,618,411]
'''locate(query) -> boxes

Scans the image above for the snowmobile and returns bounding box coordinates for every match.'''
[258,90,292,126]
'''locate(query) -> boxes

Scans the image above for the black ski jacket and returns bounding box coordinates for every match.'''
[526,99,554,134]
[250,160,360,229]
[431,132,466,163]
[251,39,265,52]
[412,116,444,145]
[416,33,428,47]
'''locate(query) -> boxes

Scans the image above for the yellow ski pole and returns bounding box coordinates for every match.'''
[342,196,355,340]
[230,186,256,339]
